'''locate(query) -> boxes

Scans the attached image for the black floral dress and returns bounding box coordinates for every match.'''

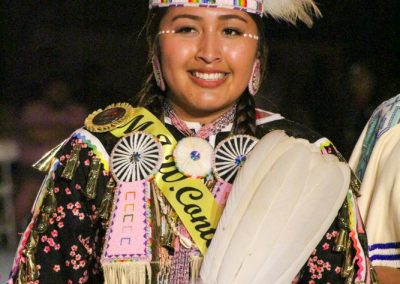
[9,107,371,284]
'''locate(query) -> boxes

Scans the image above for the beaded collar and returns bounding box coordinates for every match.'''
[163,101,236,139]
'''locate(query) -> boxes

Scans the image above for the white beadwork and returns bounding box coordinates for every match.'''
[243,33,259,40]
[158,30,176,35]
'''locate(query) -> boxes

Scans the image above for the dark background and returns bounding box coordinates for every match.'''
[1,1,399,157]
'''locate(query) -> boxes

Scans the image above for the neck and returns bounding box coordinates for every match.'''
[166,100,236,125]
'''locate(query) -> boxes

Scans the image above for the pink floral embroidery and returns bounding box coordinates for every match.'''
[47,238,55,247]
[53,265,60,272]
[307,254,332,280]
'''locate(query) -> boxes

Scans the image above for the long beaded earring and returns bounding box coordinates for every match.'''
[248,59,261,96]
[152,55,166,92]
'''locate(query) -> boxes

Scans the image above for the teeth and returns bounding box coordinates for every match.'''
[193,72,225,80]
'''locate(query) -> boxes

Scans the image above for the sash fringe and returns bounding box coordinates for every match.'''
[190,255,203,284]
[103,262,152,284]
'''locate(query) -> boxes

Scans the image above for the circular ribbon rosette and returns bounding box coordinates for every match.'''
[212,135,259,184]
[174,137,214,178]
[111,132,163,182]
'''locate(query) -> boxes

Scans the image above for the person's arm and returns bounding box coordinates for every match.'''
[375,266,400,284]
[9,133,111,283]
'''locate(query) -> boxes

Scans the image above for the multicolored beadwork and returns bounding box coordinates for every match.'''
[150,0,322,28]
[150,0,264,16]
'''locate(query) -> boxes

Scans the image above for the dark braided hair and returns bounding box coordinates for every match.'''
[133,9,166,121]
[135,9,268,134]
[231,14,268,137]
[232,90,257,135]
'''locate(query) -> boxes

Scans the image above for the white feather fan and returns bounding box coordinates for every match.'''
[264,0,322,27]
[200,130,350,284]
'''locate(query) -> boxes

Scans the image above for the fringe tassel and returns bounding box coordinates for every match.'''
[103,262,152,284]
[190,255,203,284]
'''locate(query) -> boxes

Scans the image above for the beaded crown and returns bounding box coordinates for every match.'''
[149,0,321,27]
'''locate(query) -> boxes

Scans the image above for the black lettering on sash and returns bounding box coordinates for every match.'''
[176,187,203,202]
[176,187,216,246]
[124,115,153,133]
[157,134,172,146]
[183,204,202,216]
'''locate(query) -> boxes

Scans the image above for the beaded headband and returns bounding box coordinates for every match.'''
[149,0,321,27]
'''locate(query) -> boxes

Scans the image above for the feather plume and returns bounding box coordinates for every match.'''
[200,131,350,284]
[264,0,322,27]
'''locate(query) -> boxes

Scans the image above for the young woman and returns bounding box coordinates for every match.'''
[9,1,375,283]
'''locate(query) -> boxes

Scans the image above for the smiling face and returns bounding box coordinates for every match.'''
[158,7,259,123]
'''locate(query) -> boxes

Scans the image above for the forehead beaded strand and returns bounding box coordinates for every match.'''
[158,30,259,40]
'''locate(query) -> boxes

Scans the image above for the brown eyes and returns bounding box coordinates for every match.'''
[175,26,243,37]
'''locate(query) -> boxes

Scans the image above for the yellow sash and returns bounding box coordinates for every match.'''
[111,107,222,255]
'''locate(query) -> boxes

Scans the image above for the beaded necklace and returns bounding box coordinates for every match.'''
[163,101,236,139]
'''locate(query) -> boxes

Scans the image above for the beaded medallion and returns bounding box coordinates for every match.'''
[111,132,163,182]
[173,137,214,178]
[212,135,258,183]
[85,103,135,133]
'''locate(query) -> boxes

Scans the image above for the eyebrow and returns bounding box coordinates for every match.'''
[171,14,248,23]
[172,14,202,22]
[219,14,248,23]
